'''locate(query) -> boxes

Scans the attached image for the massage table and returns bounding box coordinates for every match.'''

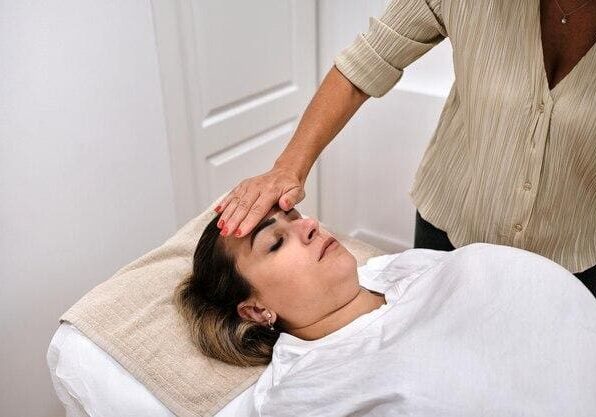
[47,322,255,417]
[46,192,388,416]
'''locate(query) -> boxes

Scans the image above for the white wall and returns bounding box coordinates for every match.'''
[317,0,455,252]
[0,1,177,416]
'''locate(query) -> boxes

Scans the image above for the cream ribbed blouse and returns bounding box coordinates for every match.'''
[333,0,596,274]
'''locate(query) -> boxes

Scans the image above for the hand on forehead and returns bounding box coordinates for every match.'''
[220,203,294,253]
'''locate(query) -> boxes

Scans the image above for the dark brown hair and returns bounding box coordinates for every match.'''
[173,213,282,367]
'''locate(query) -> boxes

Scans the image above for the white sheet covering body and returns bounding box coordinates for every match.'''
[251,243,596,417]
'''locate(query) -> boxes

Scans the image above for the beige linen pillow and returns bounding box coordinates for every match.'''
[59,191,388,417]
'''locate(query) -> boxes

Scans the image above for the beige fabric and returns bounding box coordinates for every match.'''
[59,190,388,417]
[333,0,596,273]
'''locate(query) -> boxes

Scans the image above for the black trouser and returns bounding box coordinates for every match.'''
[413,210,596,298]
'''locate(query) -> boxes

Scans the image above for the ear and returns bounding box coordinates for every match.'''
[237,301,269,324]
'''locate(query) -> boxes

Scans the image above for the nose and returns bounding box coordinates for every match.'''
[299,217,320,243]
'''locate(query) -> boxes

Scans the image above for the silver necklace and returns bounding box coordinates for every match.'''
[552,0,591,24]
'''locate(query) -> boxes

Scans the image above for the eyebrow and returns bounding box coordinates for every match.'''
[250,209,292,251]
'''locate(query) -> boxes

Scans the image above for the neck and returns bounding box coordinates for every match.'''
[289,286,387,341]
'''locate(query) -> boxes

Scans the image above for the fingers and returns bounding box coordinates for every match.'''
[230,186,306,238]
[233,193,283,238]
[214,183,245,217]
[280,187,306,211]
[216,189,247,235]
[219,190,262,237]
[214,169,306,238]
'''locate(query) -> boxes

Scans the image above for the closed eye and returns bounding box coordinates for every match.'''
[268,209,299,252]
[270,237,283,252]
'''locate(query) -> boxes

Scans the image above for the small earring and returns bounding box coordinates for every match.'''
[267,312,275,331]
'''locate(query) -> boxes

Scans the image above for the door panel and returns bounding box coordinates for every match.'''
[152,0,318,227]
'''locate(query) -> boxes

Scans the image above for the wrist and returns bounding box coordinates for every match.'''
[273,157,308,185]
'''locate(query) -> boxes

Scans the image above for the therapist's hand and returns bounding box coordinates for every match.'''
[214,167,306,238]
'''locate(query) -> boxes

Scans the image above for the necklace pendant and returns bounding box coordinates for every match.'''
[561,16,567,24]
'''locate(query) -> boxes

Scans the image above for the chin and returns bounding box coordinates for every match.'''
[337,251,358,273]
[340,247,356,262]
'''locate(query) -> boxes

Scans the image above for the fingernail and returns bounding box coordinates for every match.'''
[220,227,228,236]
[234,229,241,237]
[214,205,221,212]
[218,219,224,228]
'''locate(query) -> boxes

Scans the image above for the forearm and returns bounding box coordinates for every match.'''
[273,64,370,183]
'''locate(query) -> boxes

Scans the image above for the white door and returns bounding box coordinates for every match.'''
[152,0,319,227]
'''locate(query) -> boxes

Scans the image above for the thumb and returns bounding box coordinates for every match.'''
[280,187,305,211]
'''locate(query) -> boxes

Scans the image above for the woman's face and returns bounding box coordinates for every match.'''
[222,205,358,330]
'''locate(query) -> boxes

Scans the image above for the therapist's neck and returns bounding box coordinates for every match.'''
[288,286,386,341]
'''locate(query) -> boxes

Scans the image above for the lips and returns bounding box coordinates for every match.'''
[319,237,337,261]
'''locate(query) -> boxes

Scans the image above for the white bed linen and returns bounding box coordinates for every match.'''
[46,252,385,416]
[47,323,256,417]
[251,243,596,417]
[48,243,596,417]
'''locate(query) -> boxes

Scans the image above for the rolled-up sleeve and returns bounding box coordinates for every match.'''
[334,0,447,98]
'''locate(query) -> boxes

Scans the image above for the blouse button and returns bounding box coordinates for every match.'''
[538,103,545,113]
[523,181,532,190]
[514,223,523,232]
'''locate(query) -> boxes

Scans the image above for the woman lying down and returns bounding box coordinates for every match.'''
[174,204,596,417]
